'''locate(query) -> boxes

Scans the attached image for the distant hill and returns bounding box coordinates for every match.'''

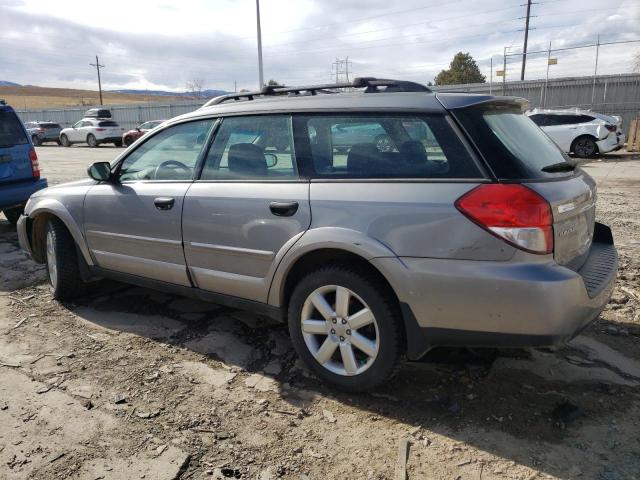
[109,88,229,98]
[0,80,22,87]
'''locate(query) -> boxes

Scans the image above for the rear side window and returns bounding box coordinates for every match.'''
[455,105,571,179]
[41,123,61,128]
[98,121,119,127]
[200,115,297,180]
[0,109,28,147]
[297,114,480,179]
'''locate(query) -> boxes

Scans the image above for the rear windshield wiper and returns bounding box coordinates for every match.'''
[541,161,577,173]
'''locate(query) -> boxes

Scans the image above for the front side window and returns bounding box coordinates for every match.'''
[72,121,83,128]
[300,114,479,178]
[200,115,297,180]
[118,119,213,181]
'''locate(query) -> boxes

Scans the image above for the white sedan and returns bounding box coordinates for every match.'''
[60,119,125,148]
[526,108,625,158]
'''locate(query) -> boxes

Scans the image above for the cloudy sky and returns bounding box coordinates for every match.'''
[1,0,638,92]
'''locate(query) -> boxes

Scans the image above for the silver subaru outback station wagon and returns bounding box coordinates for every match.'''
[17,78,618,391]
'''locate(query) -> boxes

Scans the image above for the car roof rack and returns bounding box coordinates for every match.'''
[201,77,431,108]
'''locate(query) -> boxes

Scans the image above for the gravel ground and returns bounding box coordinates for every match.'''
[0,148,638,480]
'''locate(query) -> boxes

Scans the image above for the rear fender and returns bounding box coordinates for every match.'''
[267,227,398,306]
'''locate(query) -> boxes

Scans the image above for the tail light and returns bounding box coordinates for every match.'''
[605,124,616,132]
[95,128,105,132]
[455,184,553,254]
[29,148,40,179]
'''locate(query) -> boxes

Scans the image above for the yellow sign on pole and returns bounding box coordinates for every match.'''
[548,58,558,65]
[496,70,505,77]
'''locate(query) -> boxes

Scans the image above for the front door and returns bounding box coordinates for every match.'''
[84,119,214,285]
[182,114,310,302]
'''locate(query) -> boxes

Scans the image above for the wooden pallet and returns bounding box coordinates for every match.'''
[628,118,640,152]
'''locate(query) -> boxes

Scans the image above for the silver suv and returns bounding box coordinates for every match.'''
[17,78,618,391]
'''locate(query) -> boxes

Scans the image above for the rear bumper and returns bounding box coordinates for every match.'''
[373,222,617,359]
[0,178,48,210]
[597,133,625,153]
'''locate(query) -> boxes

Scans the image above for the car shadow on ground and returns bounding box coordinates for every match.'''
[65,278,640,479]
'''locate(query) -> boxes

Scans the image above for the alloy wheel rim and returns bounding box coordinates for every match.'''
[576,139,594,157]
[300,285,379,376]
[46,230,57,289]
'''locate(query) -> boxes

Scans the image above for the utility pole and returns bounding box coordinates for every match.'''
[520,0,533,80]
[256,0,264,89]
[502,47,507,95]
[234,80,237,93]
[591,34,600,107]
[90,55,105,105]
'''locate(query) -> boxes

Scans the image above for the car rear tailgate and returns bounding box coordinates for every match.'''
[526,171,597,271]
[0,107,32,184]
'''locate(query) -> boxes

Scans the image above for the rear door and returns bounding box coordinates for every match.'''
[0,107,32,184]
[183,114,310,302]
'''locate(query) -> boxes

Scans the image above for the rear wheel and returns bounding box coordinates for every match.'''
[288,265,403,391]
[2,205,23,226]
[60,135,71,147]
[87,134,98,148]
[123,136,134,147]
[113,140,123,147]
[56,139,62,146]
[44,218,85,300]
[31,135,41,146]
[572,135,598,158]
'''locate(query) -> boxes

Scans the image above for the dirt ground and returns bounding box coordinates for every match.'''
[0,149,639,480]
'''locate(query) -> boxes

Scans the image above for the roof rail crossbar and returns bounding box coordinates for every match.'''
[200,77,431,108]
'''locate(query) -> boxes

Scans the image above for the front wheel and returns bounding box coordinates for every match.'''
[44,218,85,300]
[60,135,71,147]
[32,135,41,146]
[288,265,403,391]
[113,140,123,147]
[572,136,598,158]
[2,205,23,226]
[87,134,98,148]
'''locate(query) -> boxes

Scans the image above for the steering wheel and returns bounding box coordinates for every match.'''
[154,160,191,180]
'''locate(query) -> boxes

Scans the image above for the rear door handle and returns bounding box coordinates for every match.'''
[154,197,175,211]
[269,201,299,217]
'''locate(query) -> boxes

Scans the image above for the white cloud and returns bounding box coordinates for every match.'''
[0,0,638,91]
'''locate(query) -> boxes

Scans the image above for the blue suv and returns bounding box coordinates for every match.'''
[0,101,48,225]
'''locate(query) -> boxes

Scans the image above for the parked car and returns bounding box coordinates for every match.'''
[83,108,112,119]
[122,120,166,147]
[526,108,625,158]
[59,119,125,147]
[0,101,47,225]
[17,79,617,391]
[24,121,63,146]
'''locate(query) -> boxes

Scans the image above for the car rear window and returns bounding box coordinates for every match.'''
[99,121,119,127]
[41,122,61,128]
[0,109,28,148]
[295,114,482,179]
[454,105,573,179]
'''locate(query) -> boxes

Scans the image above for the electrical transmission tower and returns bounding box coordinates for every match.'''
[331,57,353,84]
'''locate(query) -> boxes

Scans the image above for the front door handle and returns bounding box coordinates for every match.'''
[269,201,298,217]
[154,197,175,211]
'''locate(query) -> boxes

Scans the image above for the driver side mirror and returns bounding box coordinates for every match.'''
[87,162,112,182]
[264,153,278,168]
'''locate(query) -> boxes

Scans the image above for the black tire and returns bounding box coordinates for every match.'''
[113,140,123,147]
[60,135,71,147]
[572,135,598,158]
[87,134,98,148]
[56,139,62,146]
[288,265,403,392]
[32,135,41,146]
[44,218,85,300]
[2,205,23,226]
[124,136,134,147]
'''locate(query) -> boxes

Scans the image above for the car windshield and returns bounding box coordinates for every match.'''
[454,105,572,179]
[0,109,29,147]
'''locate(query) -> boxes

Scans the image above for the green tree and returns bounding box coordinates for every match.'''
[267,79,280,86]
[434,52,486,86]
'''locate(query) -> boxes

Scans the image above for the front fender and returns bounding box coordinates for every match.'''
[27,198,94,266]
[267,227,398,306]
